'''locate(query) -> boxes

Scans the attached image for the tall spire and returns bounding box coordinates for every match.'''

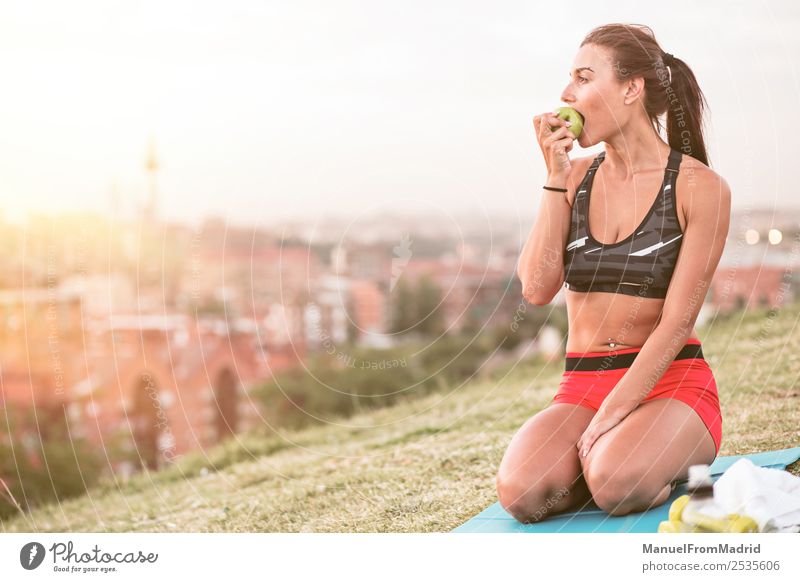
[144,136,159,222]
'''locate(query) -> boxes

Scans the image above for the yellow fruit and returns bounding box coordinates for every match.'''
[669,495,690,522]
[729,515,759,533]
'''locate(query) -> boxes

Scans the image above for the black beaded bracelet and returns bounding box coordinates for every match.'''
[543,185,568,193]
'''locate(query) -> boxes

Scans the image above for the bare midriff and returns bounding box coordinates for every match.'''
[564,289,699,353]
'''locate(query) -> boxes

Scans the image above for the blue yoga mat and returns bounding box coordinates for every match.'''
[453,446,800,533]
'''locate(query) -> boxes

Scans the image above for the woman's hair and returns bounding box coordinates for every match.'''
[580,23,710,167]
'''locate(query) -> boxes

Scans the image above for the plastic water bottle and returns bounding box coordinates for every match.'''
[680,464,758,533]
[682,465,729,525]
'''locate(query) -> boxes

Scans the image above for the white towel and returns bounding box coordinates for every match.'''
[712,458,800,533]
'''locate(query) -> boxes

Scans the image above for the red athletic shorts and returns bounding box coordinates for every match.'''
[552,338,722,456]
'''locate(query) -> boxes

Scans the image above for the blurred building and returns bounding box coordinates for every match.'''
[0,278,287,474]
[711,211,800,311]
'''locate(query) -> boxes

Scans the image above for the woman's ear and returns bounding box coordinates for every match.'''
[623,76,646,106]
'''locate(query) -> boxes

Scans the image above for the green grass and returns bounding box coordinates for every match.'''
[3,301,800,532]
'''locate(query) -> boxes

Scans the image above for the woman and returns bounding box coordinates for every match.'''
[496,23,731,523]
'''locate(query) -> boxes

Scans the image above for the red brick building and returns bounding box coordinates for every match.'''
[0,285,289,475]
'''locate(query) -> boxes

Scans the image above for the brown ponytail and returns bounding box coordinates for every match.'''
[580,23,711,167]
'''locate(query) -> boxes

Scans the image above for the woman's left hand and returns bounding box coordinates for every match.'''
[577,404,633,459]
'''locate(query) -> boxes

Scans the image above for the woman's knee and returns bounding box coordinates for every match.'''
[584,462,661,515]
[495,473,571,523]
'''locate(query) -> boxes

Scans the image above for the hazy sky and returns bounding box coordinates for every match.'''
[1,0,798,228]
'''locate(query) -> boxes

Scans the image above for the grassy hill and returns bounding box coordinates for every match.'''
[3,302,800,532]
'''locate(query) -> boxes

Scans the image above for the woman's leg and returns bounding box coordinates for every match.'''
[580,398,717,516]
[496,402,597,523]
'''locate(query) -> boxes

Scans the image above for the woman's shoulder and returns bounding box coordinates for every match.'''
[675,154,732,226]
[677,154,730,193]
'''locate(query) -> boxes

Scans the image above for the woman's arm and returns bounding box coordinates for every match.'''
[601,169,732,414]
[517,178,573,305]
[518,112,583,306]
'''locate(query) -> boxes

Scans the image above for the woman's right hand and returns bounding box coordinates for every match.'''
[533,111,575,182]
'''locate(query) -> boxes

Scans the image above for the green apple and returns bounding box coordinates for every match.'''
[550,107,584,139]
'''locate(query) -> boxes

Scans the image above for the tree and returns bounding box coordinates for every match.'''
[389,278,417,334]
[389,275,445,337]
[415,275,445,336]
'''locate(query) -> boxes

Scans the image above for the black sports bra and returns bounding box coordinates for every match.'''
[563,148,684,299]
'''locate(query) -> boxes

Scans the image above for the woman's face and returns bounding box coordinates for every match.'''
[560,44,632,148]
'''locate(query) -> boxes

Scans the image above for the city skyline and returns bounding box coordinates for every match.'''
[1,0,798,228]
